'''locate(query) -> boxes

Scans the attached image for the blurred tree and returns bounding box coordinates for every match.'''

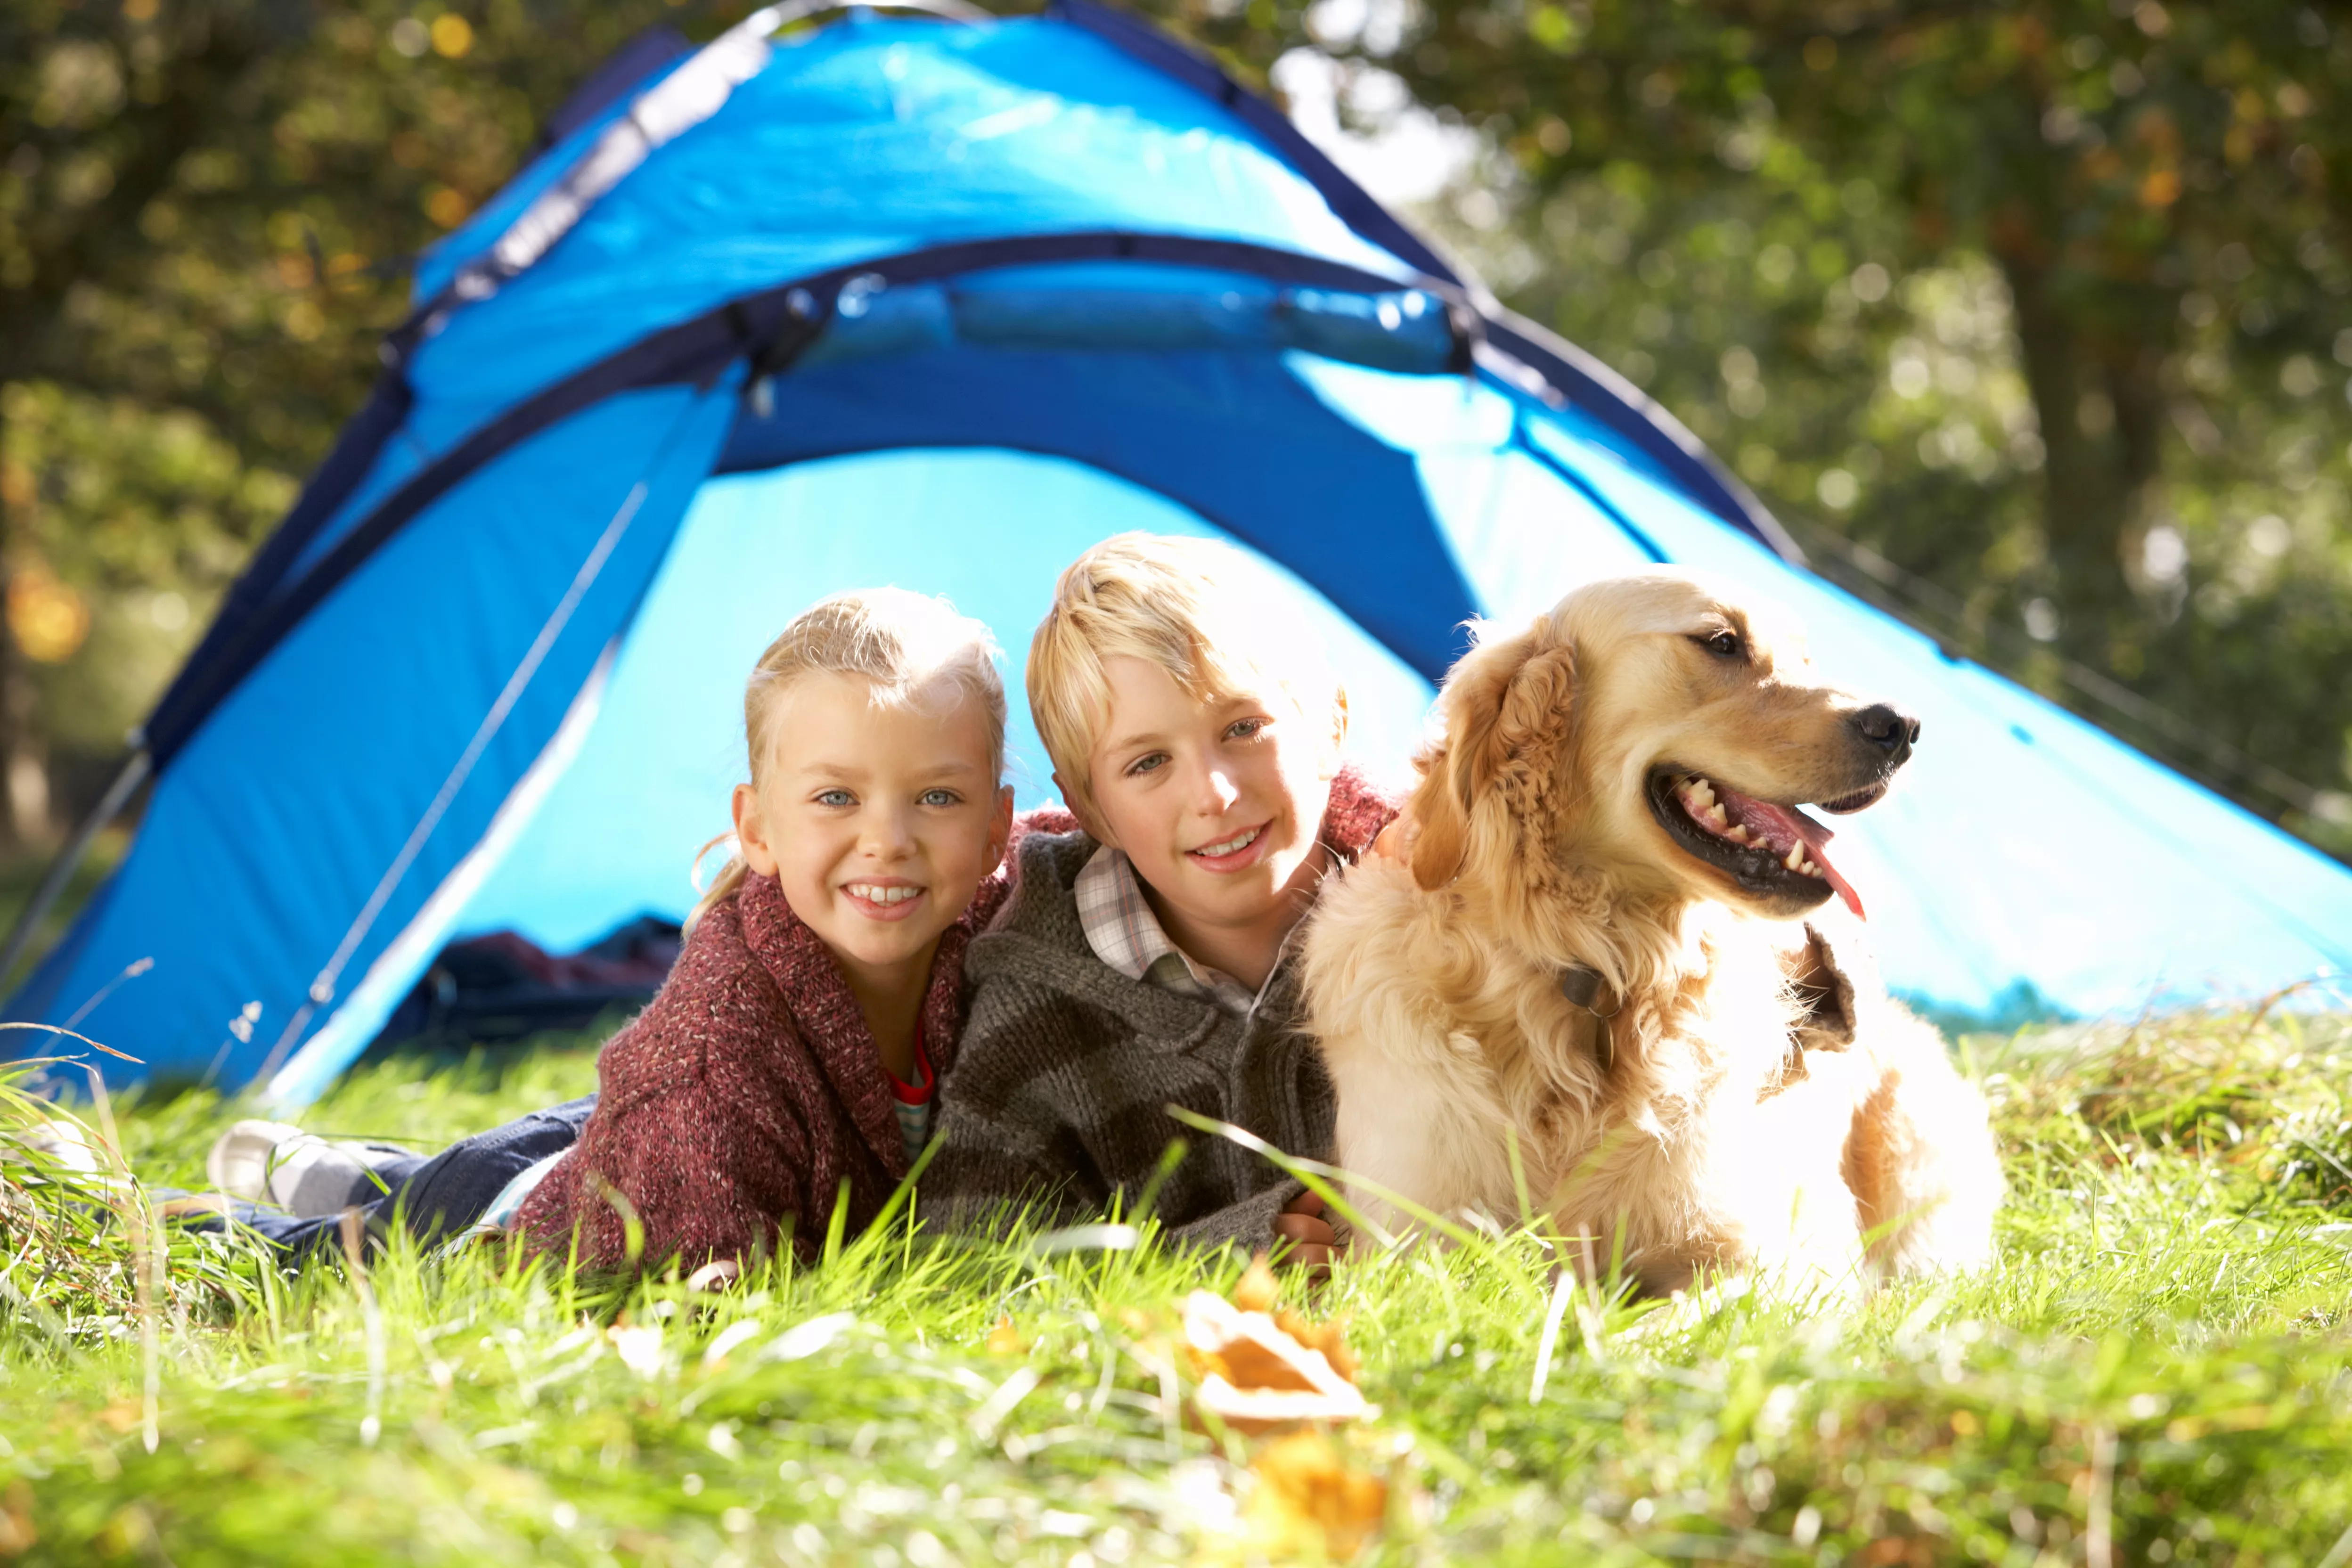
[0,0,682,850]
[1157,0,2352,855]
[7,0,2349,872]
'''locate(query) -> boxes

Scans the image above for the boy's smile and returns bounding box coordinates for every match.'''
[1188,822,1270,869]
[1070,655,1341,991]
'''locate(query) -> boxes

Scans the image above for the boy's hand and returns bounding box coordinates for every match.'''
[1273,1189,1340,1274]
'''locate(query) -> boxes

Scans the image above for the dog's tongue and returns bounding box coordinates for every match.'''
[1722,790,1868,920]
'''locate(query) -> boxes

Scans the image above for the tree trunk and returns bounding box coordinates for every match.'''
[0,384,47,850]
[1999,252,2157,667]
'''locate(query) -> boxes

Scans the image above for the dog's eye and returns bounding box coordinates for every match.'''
[1696,629,1744,660]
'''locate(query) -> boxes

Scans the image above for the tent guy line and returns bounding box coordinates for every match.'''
[250,391,720,1088]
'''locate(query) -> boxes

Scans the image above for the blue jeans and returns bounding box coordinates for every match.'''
[217,1095,597,1261]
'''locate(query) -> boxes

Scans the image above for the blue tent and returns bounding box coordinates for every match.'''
[8,0,2349,1101]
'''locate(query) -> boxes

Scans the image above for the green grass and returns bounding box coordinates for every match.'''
[5,1006,2352,1566]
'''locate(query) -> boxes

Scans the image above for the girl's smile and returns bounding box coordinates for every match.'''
[733,670,1012,1070]
[841,876,929,921]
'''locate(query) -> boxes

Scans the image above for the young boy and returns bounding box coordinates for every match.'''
[923,534,1393,1261]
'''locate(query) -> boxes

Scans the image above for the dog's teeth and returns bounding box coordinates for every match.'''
[1784,844,1805,872]
[1707,804,1729,828]
[1726,825,1751,844]
[1691,778,1715,805]
[1801,859,1821,877]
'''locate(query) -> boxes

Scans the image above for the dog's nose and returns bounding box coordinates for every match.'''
[1853,704,1919,757]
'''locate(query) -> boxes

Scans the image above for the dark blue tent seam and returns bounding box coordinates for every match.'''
[535,25,694,153]
[146,3,1791,764]
[1046,0,1463,288]
[1480,315,1799,562]
[1041,0,1791,559]
[710,428,1482,678]
[141,230,1467,764]
[142,370,414,752]
[351,3,1783,564]
[1505,412,1669,565]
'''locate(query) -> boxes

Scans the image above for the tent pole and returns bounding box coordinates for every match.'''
[0,746,151,994]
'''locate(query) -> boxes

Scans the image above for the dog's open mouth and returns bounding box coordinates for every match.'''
[1644,767,1882,919]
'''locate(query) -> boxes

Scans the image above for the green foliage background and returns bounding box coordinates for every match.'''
[1153,0,2352,856]
[0,0,681,846]
[2,0,2349,866]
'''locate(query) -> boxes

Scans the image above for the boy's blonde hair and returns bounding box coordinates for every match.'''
[693,587,1006,928]
[1028,532,1341,823]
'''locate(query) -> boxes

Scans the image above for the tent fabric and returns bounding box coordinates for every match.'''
[1317,362,2352,1011]
[11,381,741,1079]
[11,4,2351,1101]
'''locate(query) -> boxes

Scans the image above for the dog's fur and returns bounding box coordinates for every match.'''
[1303,574,2002,1293]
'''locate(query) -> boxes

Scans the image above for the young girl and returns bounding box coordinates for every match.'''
[208,588,1042,1272]
[510,586,1021,1270]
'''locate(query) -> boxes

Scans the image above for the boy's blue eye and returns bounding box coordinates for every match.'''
[1127,752,1168,777]
[1226,717,1267,741]
[815,789,855,808]
[918,788,961,808]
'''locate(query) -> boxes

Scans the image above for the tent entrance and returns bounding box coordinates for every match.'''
[263,447,1440,1101]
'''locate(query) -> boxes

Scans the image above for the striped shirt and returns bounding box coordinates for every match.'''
[887,1027,936,1166]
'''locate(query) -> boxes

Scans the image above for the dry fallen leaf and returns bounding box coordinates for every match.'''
[0,1480,35,1556]
[1247,1430,1388,1559]
[985,1315,1025,1355]
[1275,1307,1359,1384]
[1183,1291,1370,1432]
[1233,1253,1280,1314]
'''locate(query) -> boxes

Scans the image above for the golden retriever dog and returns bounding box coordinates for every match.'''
[1303,573,2001,1294]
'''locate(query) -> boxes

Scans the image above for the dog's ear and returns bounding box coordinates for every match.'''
[1406,752,1469,890]
[1410,628,1577,890]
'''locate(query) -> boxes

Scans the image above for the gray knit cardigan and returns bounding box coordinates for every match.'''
[921,770,1395,1250]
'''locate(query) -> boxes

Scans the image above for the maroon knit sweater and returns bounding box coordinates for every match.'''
[513,819,1065,1270]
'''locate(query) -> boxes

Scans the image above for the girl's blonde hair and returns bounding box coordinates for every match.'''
[690,588,1007,930]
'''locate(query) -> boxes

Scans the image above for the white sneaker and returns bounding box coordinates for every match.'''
[8,1114,104,1178]
[205,1119,417,1217]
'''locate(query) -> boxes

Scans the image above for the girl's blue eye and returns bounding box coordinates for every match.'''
[815,789,855,808]
[1127,752,1168,777]
[919,789,960,808]
[1226,717,1267,741]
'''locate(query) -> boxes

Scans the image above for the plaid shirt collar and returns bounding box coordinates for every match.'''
[1073,846,1266,1016]
[1069,767,1396,1017]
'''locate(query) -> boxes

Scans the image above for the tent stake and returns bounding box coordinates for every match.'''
[0,747,151,994]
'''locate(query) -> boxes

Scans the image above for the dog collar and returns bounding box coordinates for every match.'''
[1559,964,1619,1072]
[1558,964,1615,1014]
